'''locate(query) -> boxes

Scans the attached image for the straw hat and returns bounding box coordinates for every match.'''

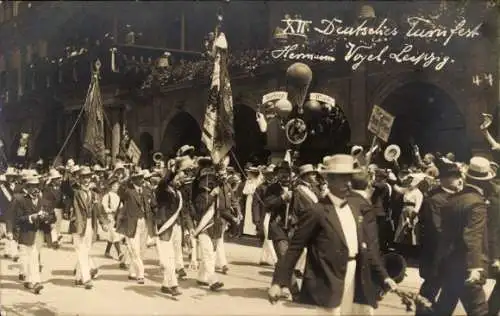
[79,166,93,177]
[318,155,361,174]
[92,164,106,172]
[350,145,364,156]
[4,167,18,177]
[25,176,41,185]
[176,145,195,157]
[70,165,80,174]
[113,162,125,172]
[130,169,146,179]
[298,164,317,177]
[47,168,63,180]
[466,156,495,181]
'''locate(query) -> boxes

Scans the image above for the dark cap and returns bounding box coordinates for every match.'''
[435,158,461,179]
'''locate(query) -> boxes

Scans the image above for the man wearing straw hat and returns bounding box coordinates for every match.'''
[269,154,396,315]
[116,169,154,285]
[12,175,55,294]
[70,166,110,290]
[433,156,493,316]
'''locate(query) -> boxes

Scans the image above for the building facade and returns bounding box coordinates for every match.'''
[0,1,497,166]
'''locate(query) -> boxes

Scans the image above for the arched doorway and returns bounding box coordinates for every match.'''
[380,82,470,164]
[139,132,154,167]
[161,112,201,158]
[234,104,266,166]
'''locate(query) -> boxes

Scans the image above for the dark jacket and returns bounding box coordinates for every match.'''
[265,182,295,241]
[13,195,55,246]
[116,184,154,238]
[272,197,389,308]
[69,188,109,240]
[435,185,489,274]
[418,186,452,279]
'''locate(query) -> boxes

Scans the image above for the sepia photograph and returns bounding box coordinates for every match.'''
[0,1,499,315]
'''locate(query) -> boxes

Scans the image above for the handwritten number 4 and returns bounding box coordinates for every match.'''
[473,76,482,86]
[473,74,493,87]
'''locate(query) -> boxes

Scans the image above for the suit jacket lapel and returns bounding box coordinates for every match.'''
[322,200,347,247]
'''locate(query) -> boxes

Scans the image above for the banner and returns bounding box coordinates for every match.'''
[82,71,106,165]
[201,32,235,165]
[368,105,395,142]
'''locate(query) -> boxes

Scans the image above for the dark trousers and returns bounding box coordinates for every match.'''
[434,268,488,316]
[273,239,289,261]
[376,216,393,251]
[488,274,500,316]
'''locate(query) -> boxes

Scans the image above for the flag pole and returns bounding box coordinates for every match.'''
[51,60,99,168]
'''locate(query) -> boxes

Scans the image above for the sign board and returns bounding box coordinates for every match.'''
[126,140,141,165]
[17,133,30,157]
[262,91,287,104]
[367,105,395,142]
[309,93,335,107]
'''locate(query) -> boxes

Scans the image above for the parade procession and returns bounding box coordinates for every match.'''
[0,1,500,315]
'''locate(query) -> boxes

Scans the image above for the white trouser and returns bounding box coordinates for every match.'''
[156,233,178,288]
[260,213,277,265]
[126,218,148,279]
[215,226,228,268]
[0,222,6,239]
[319,260,373,316]
[105,214,122,243]
[50,208,63,243]
[73,219,95,283]
[170,223,183,270]
[296,248,307,272]
[23,230,44,284]
[197,232,218,285]
[7,238,19,258]
[18,244,28,276]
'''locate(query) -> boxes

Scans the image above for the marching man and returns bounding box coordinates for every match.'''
[269,155,397,315]
[154,174,184,296]
[69,166,110,290]
[12,175,55,294]
[116,170,154,284]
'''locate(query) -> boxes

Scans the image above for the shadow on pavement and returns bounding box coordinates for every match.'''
[3,302,58,316]
[0,273,20,283]
[258,270,274,277]
[46,278,75,288]
[97,263,122,270]
[95,274,133,283]
[227,236,261,248]
[143,259,160,266]
[51,269,73,276]
[0,282,23,290]
[212,287,269,300]
[123,284,179,301]
[229,261,274,269]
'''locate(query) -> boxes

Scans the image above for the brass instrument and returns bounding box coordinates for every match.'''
[381,251,407,283]
[153,152,164,164]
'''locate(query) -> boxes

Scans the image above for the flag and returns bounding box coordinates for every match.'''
[82,71,106,165]
[201,32,235,165]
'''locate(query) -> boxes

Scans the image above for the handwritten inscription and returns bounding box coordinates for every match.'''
[271,44,336,62]
[473,73,493,87]
[272,15,483,71]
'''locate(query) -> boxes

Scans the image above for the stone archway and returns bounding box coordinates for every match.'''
[160,111,201,158]
[379,81,470,163]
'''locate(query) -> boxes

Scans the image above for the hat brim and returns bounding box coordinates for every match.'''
[466,171,495,181]
[299,170,318,176]
[318,167,362,174]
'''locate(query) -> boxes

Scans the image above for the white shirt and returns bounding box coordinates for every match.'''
[403,188,423,213]
[330,194,358,258]
[102,191,121,213]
